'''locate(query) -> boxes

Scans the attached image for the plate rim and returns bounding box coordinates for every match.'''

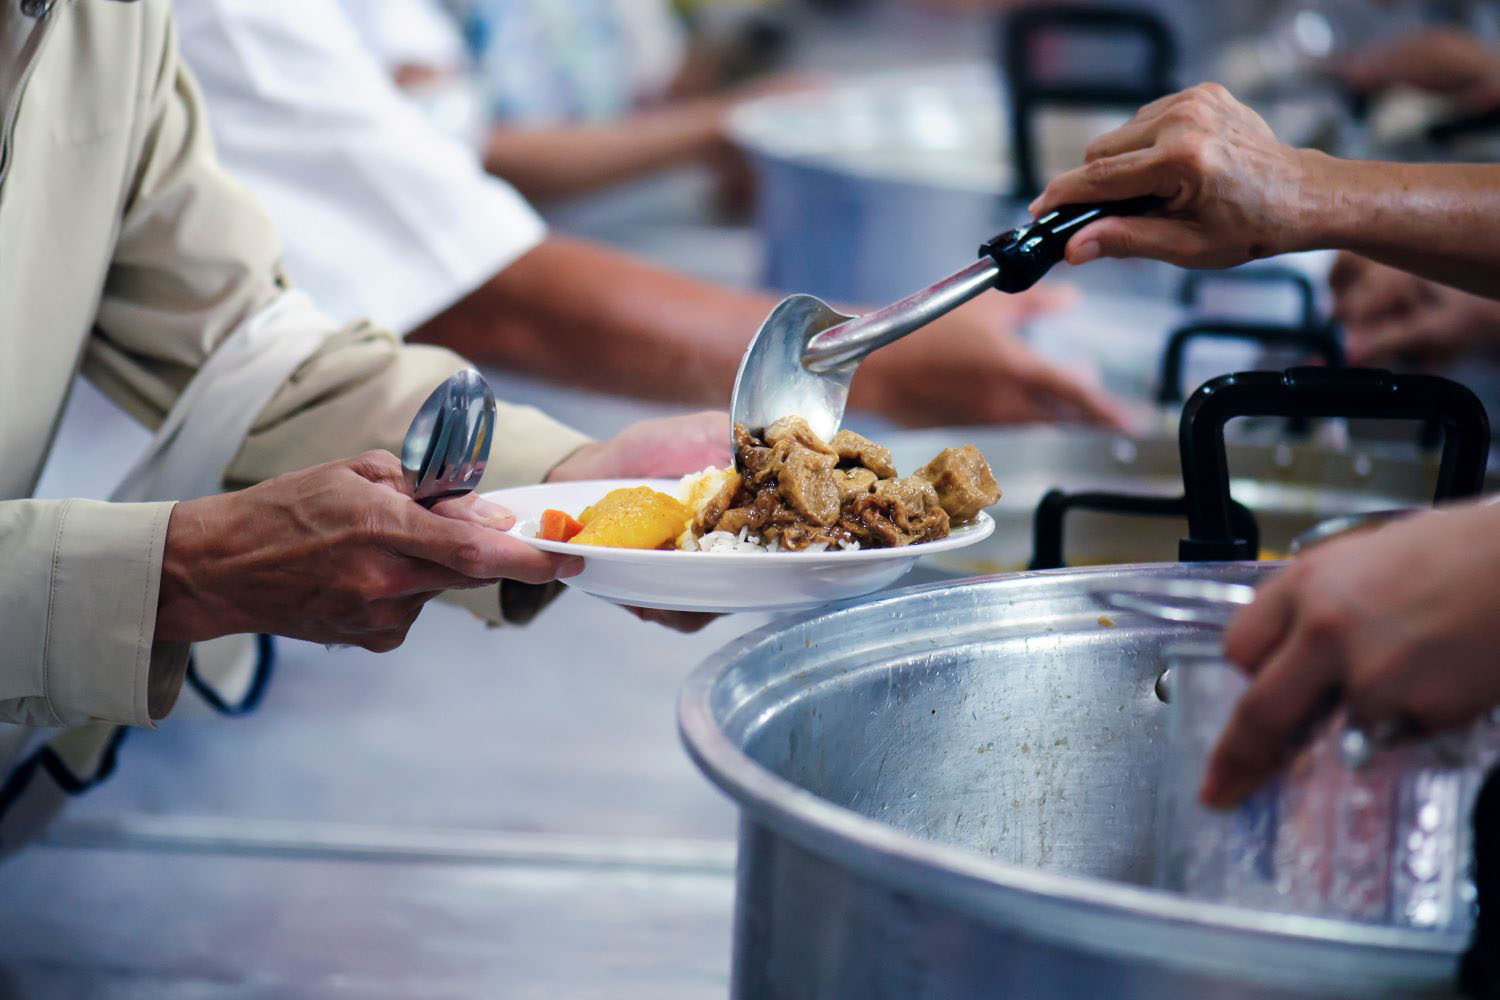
[487,479,997,563]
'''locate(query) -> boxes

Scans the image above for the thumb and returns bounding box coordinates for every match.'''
[1066,217,1207,268]
[394,507,581,584]
[430,492,517,531]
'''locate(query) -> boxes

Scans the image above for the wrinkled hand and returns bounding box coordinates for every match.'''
[1031,83,1317,270]
[1337,28,1500,108]
[547,411,731,481]
[1330,251,1500,369]
[851,285,1128,429]
[1201,502,1500,809]
[156,451,581,652]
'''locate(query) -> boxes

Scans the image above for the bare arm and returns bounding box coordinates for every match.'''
[481,99,731,203]
[1301,157,1500,297]
[409,234,766,404]
[1031,84,1500,300]
[408,234,1128,428]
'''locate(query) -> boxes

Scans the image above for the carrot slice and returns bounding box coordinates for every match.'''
[539,509,585,543]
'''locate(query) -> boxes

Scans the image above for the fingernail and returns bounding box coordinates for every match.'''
[1027,198,1042,214]
[559,557,585,579]
[1070,240,1101,265]
[472,496,514,527]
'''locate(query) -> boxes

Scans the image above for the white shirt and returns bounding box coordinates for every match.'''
[173,0,547,335]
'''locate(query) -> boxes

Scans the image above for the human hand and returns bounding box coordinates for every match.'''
[1330,252,1500,369]
[1030,84,1322,270]
[1338,28,1500,108]
[851,284,1129,429]
[546,411,731,482]
[156,451,581,652]
[1200,502,1500,809]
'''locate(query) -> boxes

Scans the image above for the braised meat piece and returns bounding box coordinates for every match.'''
[917,445,1001,523]
[835,467,878,501]
[717,420,995,551]
[714,506,753,536]
[693,470,743,535]
[848,476,950,547]
[830,429,897,478]
[734,424,780,485]
[764,415,837,459]
[777,446,840,526]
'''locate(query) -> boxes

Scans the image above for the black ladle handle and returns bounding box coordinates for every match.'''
[1179,367,1491,562]
[1030,488,1259,570]
[804,198,1159,371]
[979,197,1161,294]
[1156,320,1346,407]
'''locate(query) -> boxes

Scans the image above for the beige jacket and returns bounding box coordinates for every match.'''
[0,2,587,741]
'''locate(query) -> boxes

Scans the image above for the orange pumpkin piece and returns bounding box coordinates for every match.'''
[539,509,584,543]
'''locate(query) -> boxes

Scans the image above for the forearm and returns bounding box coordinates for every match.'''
[481,99,729,202]
[1295,155,1500,298]
[409,235,774,404]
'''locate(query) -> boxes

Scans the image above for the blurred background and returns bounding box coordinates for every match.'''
[11,1,1500,996]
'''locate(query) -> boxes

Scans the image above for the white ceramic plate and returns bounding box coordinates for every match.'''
[487,479,995,613]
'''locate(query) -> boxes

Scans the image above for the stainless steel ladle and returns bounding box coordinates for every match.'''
[729,198,1157,444]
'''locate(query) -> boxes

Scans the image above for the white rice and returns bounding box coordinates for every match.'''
[680,523,860,555]
[673,465,864,554]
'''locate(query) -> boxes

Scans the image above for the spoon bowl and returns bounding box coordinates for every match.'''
[400,368,496,507]
[730,294,856,444]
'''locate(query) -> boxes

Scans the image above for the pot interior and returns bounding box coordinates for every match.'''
[735,584,1180,886]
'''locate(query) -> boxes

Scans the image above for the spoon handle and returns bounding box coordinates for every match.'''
[803,258,999,372]
[803,198,1159,372]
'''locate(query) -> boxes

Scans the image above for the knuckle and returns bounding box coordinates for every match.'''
[351,565,397,603]
[1082,157,1116,185]
[1163,103,1203,130]
[358,448,398,471]
[1196,81,1231,101]
[1171,139,1213,176]
[1299,597,1351,645]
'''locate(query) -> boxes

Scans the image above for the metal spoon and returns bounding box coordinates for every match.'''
[401,367,496,507]
[324,369,495,652]
[730,198,1158,445]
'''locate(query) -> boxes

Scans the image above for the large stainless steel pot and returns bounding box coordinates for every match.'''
[678,565,1468,999]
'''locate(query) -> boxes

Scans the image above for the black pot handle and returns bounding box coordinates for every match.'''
[1178,266,1320,330]
[1000,4,1177,198]
[1030,488,1259,570]
[1156,321,1346,406]
[1179,368,1491,562]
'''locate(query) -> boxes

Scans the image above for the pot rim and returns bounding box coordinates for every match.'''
[678,565,1465,991]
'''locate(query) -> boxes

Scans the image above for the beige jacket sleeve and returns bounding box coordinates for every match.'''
[0,11,585,728]
[81,15,588,494]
